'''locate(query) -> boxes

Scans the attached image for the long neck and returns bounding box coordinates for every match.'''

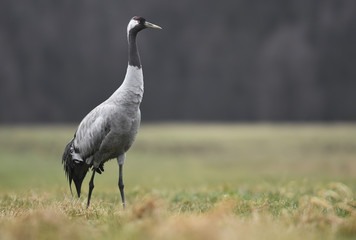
[128,31,141,68]
[108,31,144,105]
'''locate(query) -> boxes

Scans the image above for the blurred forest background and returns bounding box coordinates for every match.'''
[1,0,355,123]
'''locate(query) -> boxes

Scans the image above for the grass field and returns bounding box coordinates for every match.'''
[0,124,355,240]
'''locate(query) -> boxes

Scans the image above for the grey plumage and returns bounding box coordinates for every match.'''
[62,16,161,208]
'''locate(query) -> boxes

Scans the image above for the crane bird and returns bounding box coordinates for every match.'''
[62,16,162,208]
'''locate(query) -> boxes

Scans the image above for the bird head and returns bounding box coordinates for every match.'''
[62,141,89,198]
[127,16,162,36]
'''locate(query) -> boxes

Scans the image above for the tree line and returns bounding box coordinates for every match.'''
[1,0,355,122]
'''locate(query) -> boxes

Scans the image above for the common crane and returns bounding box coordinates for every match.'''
[62,16,161,208]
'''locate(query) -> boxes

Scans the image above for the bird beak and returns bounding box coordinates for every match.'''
[144,21,162,30]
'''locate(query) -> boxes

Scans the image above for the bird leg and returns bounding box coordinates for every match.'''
[87,169,96,208]
[118,164,125,209]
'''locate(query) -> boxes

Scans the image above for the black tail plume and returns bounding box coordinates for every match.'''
[62,139,74,196]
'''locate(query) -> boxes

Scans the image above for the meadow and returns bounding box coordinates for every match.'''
[0,124,355,240]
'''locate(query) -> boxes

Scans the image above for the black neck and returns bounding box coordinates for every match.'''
[128,31,141,68]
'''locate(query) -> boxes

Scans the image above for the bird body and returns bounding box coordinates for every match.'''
[62,16,161,207]
[74,65,143,168]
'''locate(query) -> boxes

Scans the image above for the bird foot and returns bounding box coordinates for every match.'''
[95,163,105,174]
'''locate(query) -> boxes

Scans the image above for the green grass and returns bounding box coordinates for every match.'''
[0,123,356,239]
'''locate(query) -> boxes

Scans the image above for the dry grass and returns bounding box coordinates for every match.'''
[0,182,355,240]
[0,124,355,239]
